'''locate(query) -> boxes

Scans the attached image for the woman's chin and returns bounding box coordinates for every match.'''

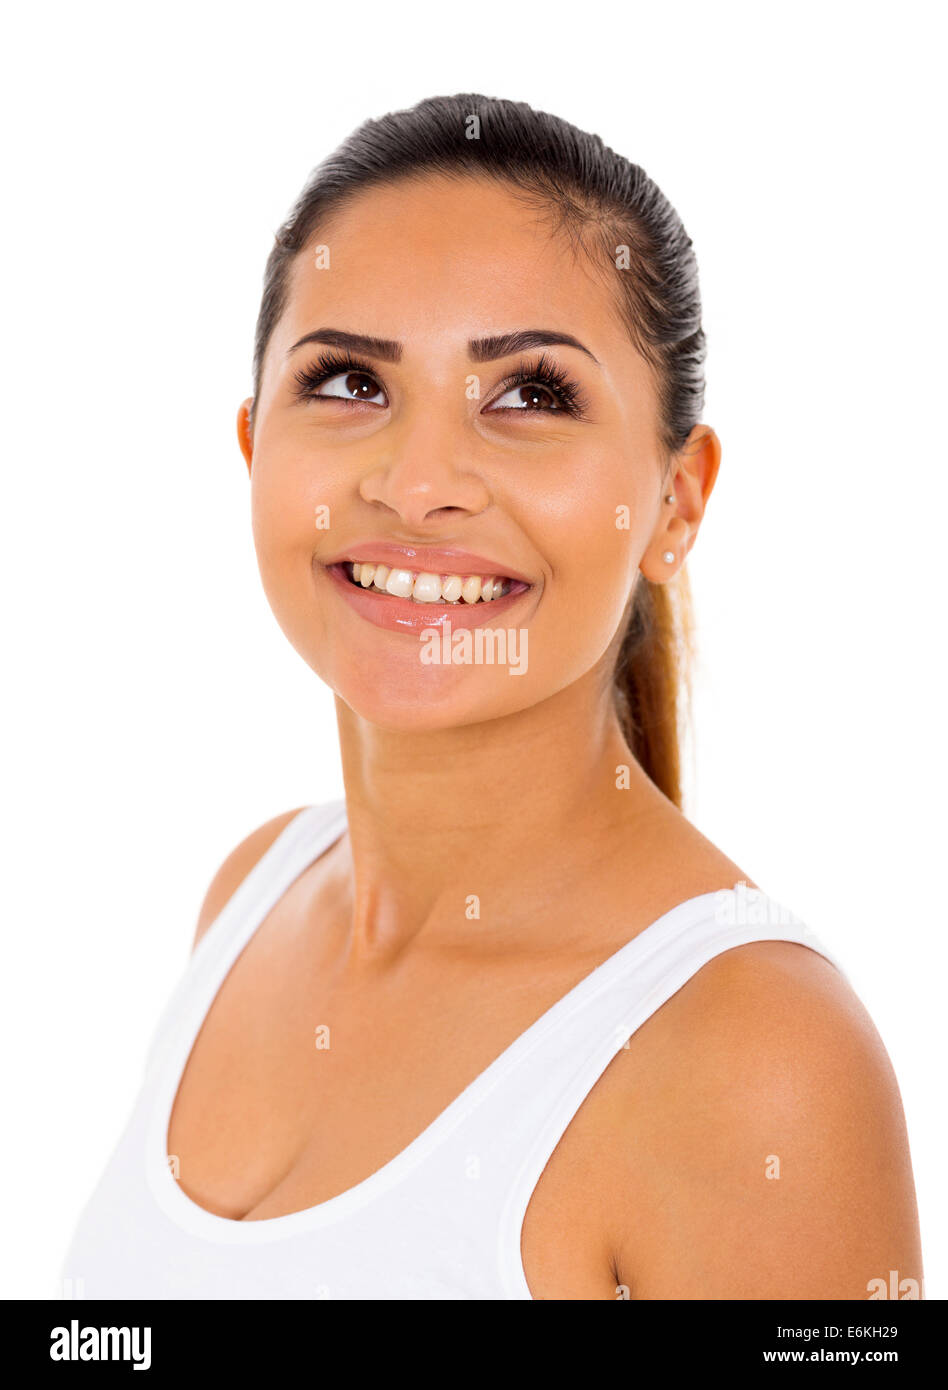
[329,665,533,733]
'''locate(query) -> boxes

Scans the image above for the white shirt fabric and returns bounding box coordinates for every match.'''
[59,799,846,1300]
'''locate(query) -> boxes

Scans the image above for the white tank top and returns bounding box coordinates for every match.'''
[59,800,847,1301]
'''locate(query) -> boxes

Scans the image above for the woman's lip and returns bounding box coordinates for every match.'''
[322,542,533,587]
[321,561,533,632]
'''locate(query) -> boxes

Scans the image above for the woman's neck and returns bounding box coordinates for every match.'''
[333,668,665,960]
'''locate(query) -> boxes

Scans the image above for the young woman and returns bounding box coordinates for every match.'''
[61,93,923,1301]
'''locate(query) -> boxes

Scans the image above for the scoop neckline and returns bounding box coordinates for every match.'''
[146,802,743,1246]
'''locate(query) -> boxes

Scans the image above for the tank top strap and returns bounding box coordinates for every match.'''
[467,886,849,1274]
[141,800,347,1080]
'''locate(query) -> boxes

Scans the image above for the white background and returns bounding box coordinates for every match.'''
[3,0,944,1300]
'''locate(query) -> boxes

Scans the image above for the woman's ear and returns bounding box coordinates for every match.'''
[640,425,721,580]
[237,398,254,475]
[677,424,721,557]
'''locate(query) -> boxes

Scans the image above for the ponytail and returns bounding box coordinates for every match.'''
[614,569,695,809]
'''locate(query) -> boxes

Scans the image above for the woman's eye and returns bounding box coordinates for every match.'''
[489,382,562,411]
[315,371,387,405]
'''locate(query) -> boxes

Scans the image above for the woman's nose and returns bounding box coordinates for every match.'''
[357,408,493,528]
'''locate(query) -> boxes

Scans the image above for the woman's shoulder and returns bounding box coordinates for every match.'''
[653,930,879,1081]
[609,804,879,1125]
[190,805,312,951]
[600,924,921,1296]
[611,806,898,1184]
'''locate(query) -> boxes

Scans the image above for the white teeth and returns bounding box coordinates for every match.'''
[385,568,415,599]
[347,562,514,604]
[412,572,443,603]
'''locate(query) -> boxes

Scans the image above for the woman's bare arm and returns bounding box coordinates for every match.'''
[607,939,923,1300]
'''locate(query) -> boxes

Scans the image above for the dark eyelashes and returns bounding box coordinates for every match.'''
[291,349,378,400]
[290,349,590,419]
[502,352,589,418]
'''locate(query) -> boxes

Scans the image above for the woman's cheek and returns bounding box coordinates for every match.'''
[251,452,320,567]
[248,468,320,647]
[525,458,643,642]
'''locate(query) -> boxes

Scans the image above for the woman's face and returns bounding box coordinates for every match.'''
[240,174,702,731]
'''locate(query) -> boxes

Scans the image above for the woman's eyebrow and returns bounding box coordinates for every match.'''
[470,330,600,366]
[287,328,403,362]
[286,327,600,366]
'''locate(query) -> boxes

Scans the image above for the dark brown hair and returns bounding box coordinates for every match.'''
[250,93,703,808]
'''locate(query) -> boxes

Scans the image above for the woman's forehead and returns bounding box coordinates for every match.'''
[279,176,629,360]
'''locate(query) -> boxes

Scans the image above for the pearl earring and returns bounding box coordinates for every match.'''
[662,550,675,563]
[664,493,674,504]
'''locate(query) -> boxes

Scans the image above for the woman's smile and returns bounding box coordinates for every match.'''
[319,556,534,633]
